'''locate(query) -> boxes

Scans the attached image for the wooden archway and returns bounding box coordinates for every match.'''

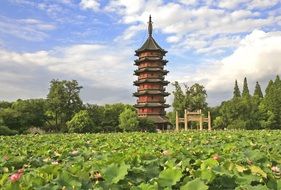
[175,109,211,131]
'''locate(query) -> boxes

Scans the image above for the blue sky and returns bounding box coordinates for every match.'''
[0,0,281,106]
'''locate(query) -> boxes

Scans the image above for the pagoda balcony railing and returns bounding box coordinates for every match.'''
[137,99,166,103]
[138,76,165,80]
[138,111,167,115]
[138,65,164,69]
[139,55,163,59]
[137,87,165,91]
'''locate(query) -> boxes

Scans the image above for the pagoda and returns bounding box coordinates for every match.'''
[133,15,170,129]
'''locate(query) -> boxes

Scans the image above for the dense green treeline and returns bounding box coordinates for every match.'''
[213,76,281,130]
[1,76,281,135]
[169,75,281,130]
[0,80,154,135]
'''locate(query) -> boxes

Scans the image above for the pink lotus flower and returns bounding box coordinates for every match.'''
[213,154,220,161]
[271,166,280,173]
[9,172,23,182]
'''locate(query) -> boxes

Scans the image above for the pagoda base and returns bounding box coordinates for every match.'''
[139,115,170,130]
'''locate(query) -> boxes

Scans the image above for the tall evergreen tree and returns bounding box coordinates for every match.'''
[253,81,263,98]
[274,75,280,85]
[233,80,241,98]
[172,81,185,116]
[265,80,274,95]
[260,76,281,129]
[242,77,250,97]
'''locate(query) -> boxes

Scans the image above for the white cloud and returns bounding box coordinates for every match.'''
[0,16,56,41]
[218,0,250,9]
[104,0,281,54]
[172,30,281,105]
[248,0,281,9]
[80,0,100,11]
[0,42,136,103]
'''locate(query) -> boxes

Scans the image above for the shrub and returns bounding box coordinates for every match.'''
[138,117,156,132]
[119,108,139,132]
[0,125,18,136]
[67,110,94,133]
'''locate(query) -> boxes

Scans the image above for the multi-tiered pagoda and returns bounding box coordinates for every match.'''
[133,16,170,129]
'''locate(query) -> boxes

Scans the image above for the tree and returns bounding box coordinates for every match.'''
[119,108,139,132]
[66,110,94,133]
[102,103,132,132]
[85,104,104,132]
[265,80,274,95]
[217,97,260,130]
[0,126,18,136]
[253,82,263,98]
[233,80,241,98]
[172,82,207,113]
[138,117,156,132]
[242,77,250,98]
[0,107,22,132]
[46,79,83,131]
[189,83,208,111]
[0,101,12,110]
[172,81,186,116]
[12,99,47,129]
[260,75,281,129]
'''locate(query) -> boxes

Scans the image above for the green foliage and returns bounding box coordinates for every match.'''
[1,131,281,189]
[158,168,182,187]
[102,103,132,132]
[138,117,156,132]
[254,81,263,98]
[167,111,176,126]
[0,99,47,133]
[242,77,250,98]
[102,162,130,184]
[0,125,18,136]
[259,75,281,129]
[214,77,275,130]
[172,81,208,123]
[181,178,208,190]
[85,104,104,132]
[119,108,139,132]
[46,79,83,131]
[0,108,21,132]
[233,80,241,98]
[66,110,94,133]
[217,96,261,130]
[172,81,186,116]
[265,80,274,95]
[0,101,12,109]
[189,83,208,111]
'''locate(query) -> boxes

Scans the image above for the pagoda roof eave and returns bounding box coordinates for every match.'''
[135,36,167,55]
[134,79,169,85]
[133,91,170,97]
[139,116,170,124]
[134,69,169,75]
[134,103,170,108]
[134,58,168,64]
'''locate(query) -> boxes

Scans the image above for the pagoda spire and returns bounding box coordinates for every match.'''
[148,15,153,37]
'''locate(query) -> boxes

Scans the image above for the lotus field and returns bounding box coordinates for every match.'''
[1,131,281,189]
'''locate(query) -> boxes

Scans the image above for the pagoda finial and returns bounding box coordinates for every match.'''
[148,15,153,37]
